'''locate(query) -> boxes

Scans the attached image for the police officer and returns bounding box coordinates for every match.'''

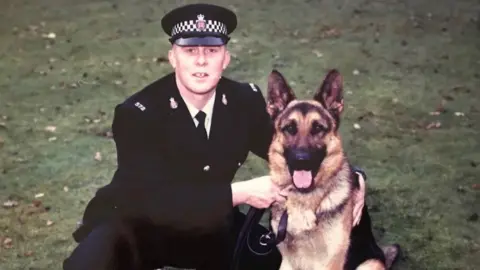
[63,3,368,270]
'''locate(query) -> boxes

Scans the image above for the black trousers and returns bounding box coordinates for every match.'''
[63,209,282,270]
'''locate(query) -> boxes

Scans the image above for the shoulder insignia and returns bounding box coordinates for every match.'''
[249,83,258,92]
[134,102,146,111]
[169,97,178,109]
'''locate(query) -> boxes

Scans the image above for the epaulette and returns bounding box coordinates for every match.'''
[248,82,259,92]
[134,101,146,111]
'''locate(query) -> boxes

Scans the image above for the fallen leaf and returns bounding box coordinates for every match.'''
[46,220,54,226]
[35,193,44,198]
[312,50,323,58]
[454,112,465,116]
[319,26,341,38]
[45,125,56,132]
[3,200,18,208]
[63,186,69,192]
[48,137,57,142]
[353,123,361,129]
[352,69,360,75]
[32,199,42,207]
[3,238,12,248]
[42,32,56,39]
[425,121,441,129]
[95,152,102,161]
[429,99,447,115]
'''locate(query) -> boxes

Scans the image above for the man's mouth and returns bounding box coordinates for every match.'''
[193,72,209,78]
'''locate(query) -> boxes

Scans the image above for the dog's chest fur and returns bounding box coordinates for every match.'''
[270,168,354,270]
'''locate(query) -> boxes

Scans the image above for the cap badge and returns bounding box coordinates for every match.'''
[196,14,206,31]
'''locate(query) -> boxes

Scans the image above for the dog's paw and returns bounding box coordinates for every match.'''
[288,210,317,235]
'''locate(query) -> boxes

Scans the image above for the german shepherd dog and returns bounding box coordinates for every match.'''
[266,69,400,270]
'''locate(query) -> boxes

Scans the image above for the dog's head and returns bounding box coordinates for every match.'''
[267,69,345,193]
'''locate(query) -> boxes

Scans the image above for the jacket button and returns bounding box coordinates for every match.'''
[203,165,210,171]
[238,162,242,167]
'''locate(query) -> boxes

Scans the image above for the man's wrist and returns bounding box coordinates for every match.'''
[231,181,250,206]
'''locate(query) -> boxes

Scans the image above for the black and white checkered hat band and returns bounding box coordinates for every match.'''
[171,19,228,36]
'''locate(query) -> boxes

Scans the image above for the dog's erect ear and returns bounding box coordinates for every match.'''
[314,69,344,118]
[267,69,296,120]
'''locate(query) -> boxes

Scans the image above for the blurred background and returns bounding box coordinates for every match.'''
[0,0,479,269]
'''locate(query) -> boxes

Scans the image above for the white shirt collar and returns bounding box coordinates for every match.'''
[182,91,216,136]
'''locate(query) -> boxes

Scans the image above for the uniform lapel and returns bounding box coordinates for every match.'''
[208,78,235,158]
[163,76,209,156]
[159,75,236,161]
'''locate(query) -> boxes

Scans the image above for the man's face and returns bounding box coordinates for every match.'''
[168,44,231,95]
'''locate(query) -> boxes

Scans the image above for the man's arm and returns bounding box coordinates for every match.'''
[246,84,275,161]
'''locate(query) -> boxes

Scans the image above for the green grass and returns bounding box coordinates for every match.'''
[1,0,479,269]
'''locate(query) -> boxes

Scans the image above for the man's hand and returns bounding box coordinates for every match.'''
[231,176,287,208]
[352,171,366,227]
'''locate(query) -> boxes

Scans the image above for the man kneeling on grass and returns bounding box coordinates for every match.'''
[63,3,369,270]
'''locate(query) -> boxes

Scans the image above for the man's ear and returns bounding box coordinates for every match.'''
[222,49,231,70]
[168,47,176,69]
[313,69,344,118]
[266,69,296,120]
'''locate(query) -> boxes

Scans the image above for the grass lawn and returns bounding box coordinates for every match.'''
[0,0,479,269]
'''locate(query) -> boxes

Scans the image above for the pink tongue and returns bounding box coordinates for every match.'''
[292,170,313,188]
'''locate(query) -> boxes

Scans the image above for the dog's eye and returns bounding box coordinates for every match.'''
[281,122,297,135]
[311,121,326,135]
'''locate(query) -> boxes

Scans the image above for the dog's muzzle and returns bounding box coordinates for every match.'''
[285,147,326,192]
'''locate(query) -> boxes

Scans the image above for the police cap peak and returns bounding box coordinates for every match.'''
[161,3,237,46]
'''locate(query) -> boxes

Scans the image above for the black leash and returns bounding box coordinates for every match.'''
[230,207,288,270]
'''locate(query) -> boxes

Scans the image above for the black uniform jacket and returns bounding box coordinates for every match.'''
[72,72,274,243]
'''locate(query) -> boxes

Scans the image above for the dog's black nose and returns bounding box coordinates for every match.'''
[286,149,312,170]
[292,149,311,161]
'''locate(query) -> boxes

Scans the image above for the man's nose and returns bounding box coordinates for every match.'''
[196,50,207,65]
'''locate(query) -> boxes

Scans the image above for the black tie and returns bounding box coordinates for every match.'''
[195,111,208,141]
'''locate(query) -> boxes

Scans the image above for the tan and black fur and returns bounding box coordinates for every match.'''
[265,69,399,270]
